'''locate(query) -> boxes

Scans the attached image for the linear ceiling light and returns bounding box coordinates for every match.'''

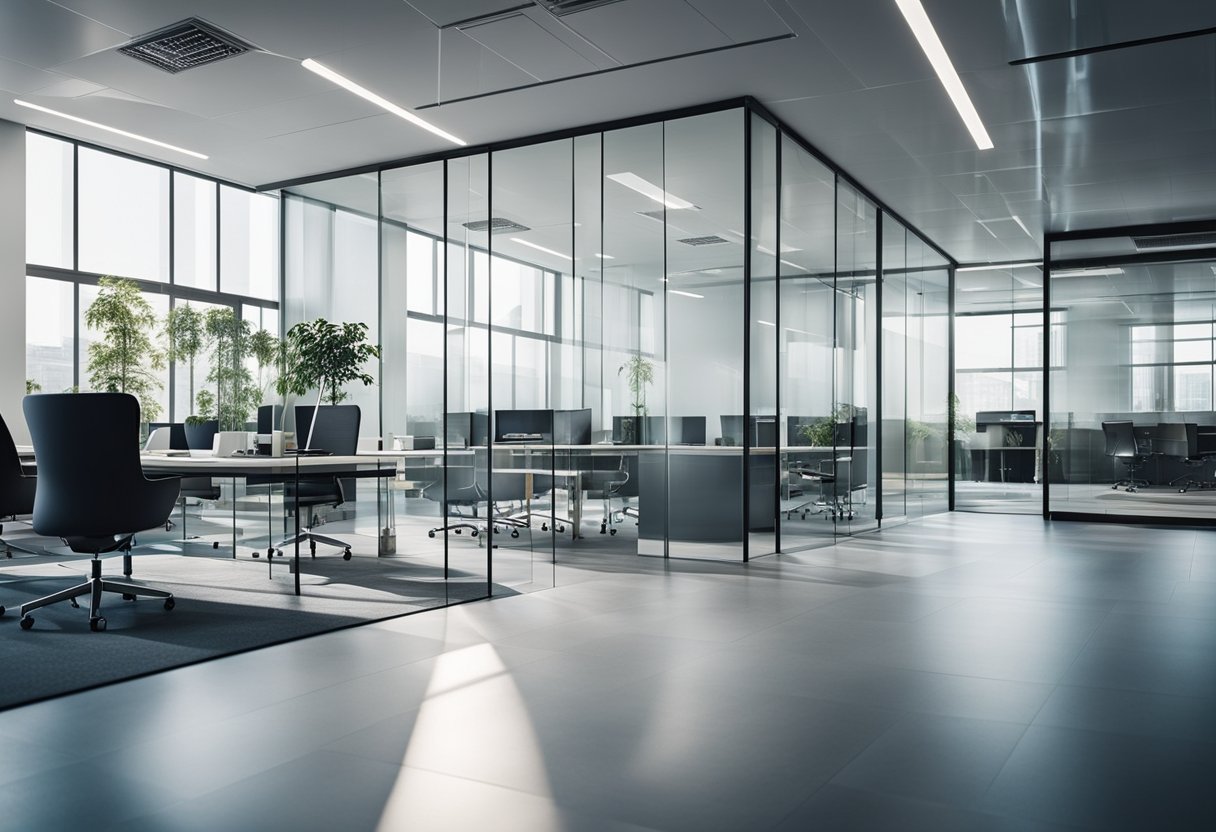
[510,237,571,261]
[595,252,614,260]
[301,58,466,147]
[14,98,208,160]
[892,0,994,150]
[606,172,695,209]
[956,261,1042,272]
[1053,267,1125,277]
[669,289,703,299]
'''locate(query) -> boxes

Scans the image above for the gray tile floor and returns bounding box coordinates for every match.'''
[2,512,1214,831]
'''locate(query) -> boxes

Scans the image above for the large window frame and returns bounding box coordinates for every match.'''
[25,129,280,422]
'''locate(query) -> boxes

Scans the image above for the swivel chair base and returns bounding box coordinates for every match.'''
[17,555,174,631]
[274,529,352,560]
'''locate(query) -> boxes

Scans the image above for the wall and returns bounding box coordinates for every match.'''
[0,120,26,442]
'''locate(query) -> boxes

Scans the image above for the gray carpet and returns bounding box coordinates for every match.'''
[0,547,499,711]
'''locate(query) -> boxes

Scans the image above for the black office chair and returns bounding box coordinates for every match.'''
[272,405,360,560]
[0,409,37,560]
[1102,420,1149,492]
[425,463,485,539]
[149,421,222,540]
[581,456,630,535]
[1156,422,1209,492]
[17,393,181,632]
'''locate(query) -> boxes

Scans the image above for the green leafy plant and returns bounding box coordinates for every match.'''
[948,392,974,442]
[618,355,654,418]
[248,327,280,403]
[163,304,205,416]
[25,379,41,395]
[907,420,940,444]
[189,389,216,426]
[203,308,261,432]
[798,403,856,446]
[84,276,165,421]
[278,319,380,443]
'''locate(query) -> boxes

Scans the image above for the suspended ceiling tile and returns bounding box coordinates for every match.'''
[461,13,598,81]
[0,0,127,69]
[685,0,794,42]
[51,48,323,119]
[0,56,74,95]
[561,0,731,65]
[1007,0,1216,61]
[26,76,106,98]
[211,89,387,141]
[782,0,932,88]
[437,27,541,103]
[407,0,525,28]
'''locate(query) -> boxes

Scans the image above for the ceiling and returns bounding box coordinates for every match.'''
[1,0,1214,265]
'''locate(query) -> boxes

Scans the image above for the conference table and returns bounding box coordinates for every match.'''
[140,453,396,595]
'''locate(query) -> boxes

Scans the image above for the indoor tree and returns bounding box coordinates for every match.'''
[277,319,380,447]
[84,276,165,421]
[202,307,261,431]
[618,354,654,443]
[248,327,280,405]
[163,304,205,421]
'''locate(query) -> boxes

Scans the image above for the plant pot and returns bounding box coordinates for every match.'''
[184,420,219,452]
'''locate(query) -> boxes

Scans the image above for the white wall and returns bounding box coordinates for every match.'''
[0,120,26,443]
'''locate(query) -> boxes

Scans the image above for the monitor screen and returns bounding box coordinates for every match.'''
[495,409,553,442]
[670,416,706,446]
[554,408,592,445]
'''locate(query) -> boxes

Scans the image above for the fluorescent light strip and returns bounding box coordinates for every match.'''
[669,289,704,299]
[757,320,777,327]
[956,261,1042,272]
[1011,215,1034,238]
[1053,267,1125,277]
[302,58,466,147]
[14,99,208,160]
[892,0,993,150]
[510,238,571,261]
[595,253,614,260]
[606,172,694,210]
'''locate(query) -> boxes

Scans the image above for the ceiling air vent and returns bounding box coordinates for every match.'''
[1132,231,1216,250]
[119,19,254,74]
[677,235,730,247]
[462,218,530,234]
[535,0,628,16]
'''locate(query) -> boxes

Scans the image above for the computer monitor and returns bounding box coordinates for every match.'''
[256,405,283,435]
[495,409,553,443]
[669,416,706,446]
[554,408,592,445]
[719,415,777,447]
[445,412,489,447]
[147,422,189,450]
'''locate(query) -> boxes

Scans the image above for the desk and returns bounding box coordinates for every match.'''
[140,454,396,595]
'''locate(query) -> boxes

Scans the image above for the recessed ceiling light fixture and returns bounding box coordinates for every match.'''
[606,172,695,209]
[956,261,1042,272]
[14,98,208,160]
[510,237,571,261]
[1053,267,1125,277]
[669,289,703,299]
[892,0,993,150]
[595,252,614,260]
[301,58,466,147]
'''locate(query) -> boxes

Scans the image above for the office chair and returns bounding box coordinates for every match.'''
[581,457,630,535]
[1101,420,1149,492]
[0,409,37,561]
[17,393,180,632]
[498,471,565,535]
[272,405,360,561]
[1156,423,1209,492]
[148,421,222,540]
[425,463,485,539]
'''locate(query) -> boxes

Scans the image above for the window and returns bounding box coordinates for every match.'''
[78,147,170,282]
[1130,322,1215,412]
[25,134,73,269]
[220,186,279,300]
[955,311,1064,417]
[25,277,74,393]
[174,173,217,290]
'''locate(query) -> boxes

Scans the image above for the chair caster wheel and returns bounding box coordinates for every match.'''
[90,617,107,632]
[342,549,352,561]
[0,604,4,616]
[610,528,617,536]
[600,525,607,534]
[70,598,80,608]
[557,526,565,533]
[213,541,220,549]
[471,529,479,537]
[454,529,462,535]
[428,531,436,539]
[164,597,175,611]
[122,593,135,601]
[253,551,260,558]
[541,524,549,532]
[20,615,34,630]
[511,530,519,539]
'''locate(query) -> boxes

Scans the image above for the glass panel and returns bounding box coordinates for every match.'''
[25,133,73,269]
[25,276,75,394]
[170,298,226,422]
[78,283,169,421]
[880,214,907,524]
[78,148,169,282]
[779,135,837,551]
[748,113,778,557]
[174,173,217,290]
[905,236,949,519]
[664,109,744,560]
[220,186,279,300]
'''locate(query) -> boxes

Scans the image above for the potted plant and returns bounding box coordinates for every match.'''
[277,319,380,449]
[617,355,654,443]
[184,390,219,451]
[798,403,855,447]
[164,304,205,421]
[84,276,165,422]
[25,379,41,395]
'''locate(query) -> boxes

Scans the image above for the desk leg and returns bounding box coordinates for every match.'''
[231,477,237,559]
[572,479,581,540]
[293,457,301,596]
[525,472,533,527]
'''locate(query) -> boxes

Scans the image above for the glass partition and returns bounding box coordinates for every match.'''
[881,215,908,525]
[1047,229,1216,520]
[905,235,950,518]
